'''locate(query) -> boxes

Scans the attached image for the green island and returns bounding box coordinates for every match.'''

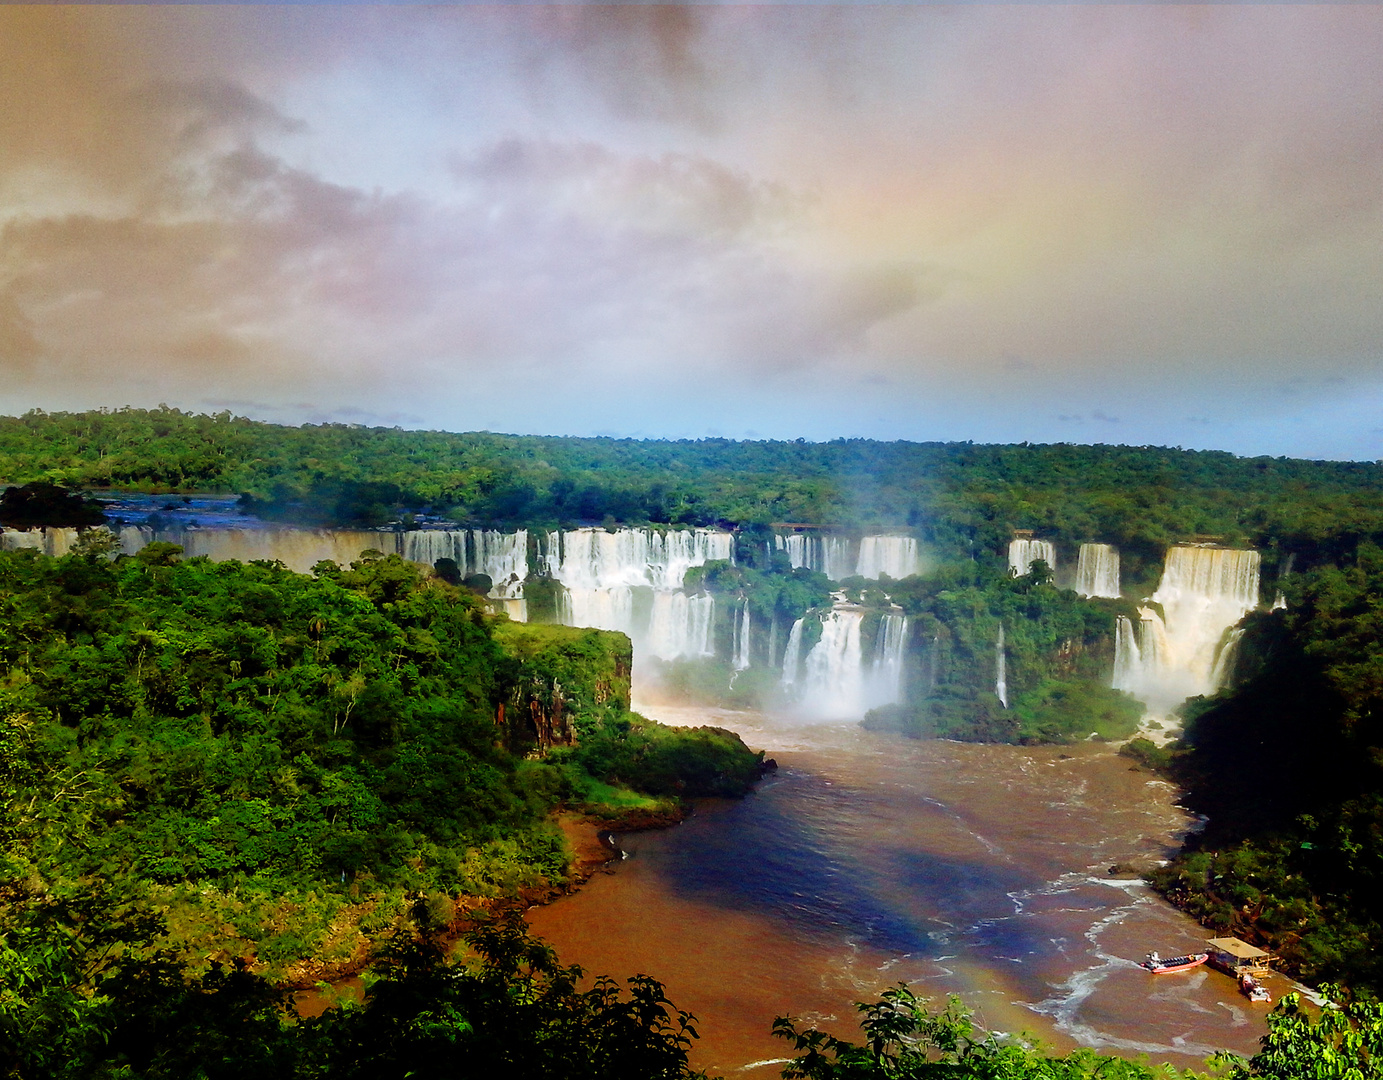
[3,408,1383,1076]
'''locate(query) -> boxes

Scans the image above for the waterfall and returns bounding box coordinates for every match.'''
[768,615,780,669]
[778,532,923,581]
[1210,628,1246,692]
[1271,551,1293,610]
[550,527,732,658]
[1113,546,1261,727]
[856,537,922,580]
[537,530,563,577]
[1,527,83,556]
[777,533,812,570]
[471,529,528,598]
[1074,543,1121,598]
[995,623,1009,708]
[560,586,635,637]
[647,592,715,660]
[798,610,865,718]
[1009,538,1056,578]
[732,600,752,670]
[100,519,735,654]
[782,608,910,719]
[1112,616,1142,692]
[109,524,534,599]
[780,619,806,686]
[868,613,908,705]
[550,527,733,589]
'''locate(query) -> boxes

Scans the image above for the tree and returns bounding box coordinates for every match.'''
[0,483,105,530]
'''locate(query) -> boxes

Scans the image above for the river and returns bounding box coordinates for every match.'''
[527,705,1277,1076]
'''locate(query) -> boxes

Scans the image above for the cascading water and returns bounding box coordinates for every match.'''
[855,536,922,580]
[995,623,1009,708]
[819,537,855,581]
[471,530,529,598]
[107,524,533,596]
[555,527,733,591]
[550,527,733,659]
[1112,546,1261,729]
[101,521,730,659]
[561,586,636,637]
[647,592,716,660]
[1074,543,1121,599]
[869,613,909,705]
[776,533,917,582]
[1112,616,1142,693]
[1,527,81,556]
[1009,538,1056,578]
[797,610,865,719]
[1209,628,1246,691]
[780,619,805,687]
[732,600,752,670]
[784,608,909,719]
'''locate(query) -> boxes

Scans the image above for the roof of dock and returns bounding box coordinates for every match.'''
[1208,938,1271,959]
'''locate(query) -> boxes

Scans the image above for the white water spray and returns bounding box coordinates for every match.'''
[777,533,920,581]
[780,619,806,687]
[1009,538,1056,578]
[995,623,1009,708]
[1112,546,1261,728]
[1074,543,1121,599]
[733,600,752,670]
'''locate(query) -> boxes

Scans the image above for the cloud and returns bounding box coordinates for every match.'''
[3,6,1383,456]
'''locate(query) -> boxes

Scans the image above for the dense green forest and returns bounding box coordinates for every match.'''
[1131,543,1383,990]
[4,408,1383,584]
[9,408,1383,1071]
[669,552,1144,744]
[0,540,759,987]
[863,560,1143,743]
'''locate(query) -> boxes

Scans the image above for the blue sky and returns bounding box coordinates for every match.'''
[2,5,1382,459]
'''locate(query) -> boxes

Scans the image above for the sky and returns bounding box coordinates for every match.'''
[2,5,1382,459]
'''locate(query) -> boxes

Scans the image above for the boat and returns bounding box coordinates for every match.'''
[1239,972,1271,1003]
[1140,950,1209,974]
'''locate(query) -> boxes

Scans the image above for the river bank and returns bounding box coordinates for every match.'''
[528,705,1282,1076]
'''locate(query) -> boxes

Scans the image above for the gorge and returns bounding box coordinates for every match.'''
[6,418,1383,1074]
[0,519,1268,734]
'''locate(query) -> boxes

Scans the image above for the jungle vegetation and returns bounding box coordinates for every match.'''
[4,407,1383,584]
[0,540,759,987]
[1139,543,1383,991]
[9,408,1383,1063]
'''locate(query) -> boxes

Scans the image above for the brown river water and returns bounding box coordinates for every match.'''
[528,706,1283,1076]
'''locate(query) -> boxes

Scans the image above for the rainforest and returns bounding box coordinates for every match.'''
[4,409,1383,1078]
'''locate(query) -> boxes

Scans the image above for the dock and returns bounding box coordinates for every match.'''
[1207,937,1274,976]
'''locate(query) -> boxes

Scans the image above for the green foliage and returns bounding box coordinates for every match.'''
[0,898,708,1079]
[491,621,631,748]
[0,543,747,982]
[1119,737,1175,772]
[1147,544,1383,989]
[774,985,1201,1079]
[9,409,1383,566]
[1009,678,1144,743]
[0,482,105,530]
[862,563,1134,744]
[559,713,762,801]
[1217,987,1383,1080]
[303,906,707,1080]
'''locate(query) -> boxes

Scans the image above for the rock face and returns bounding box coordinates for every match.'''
[492,622,632,750]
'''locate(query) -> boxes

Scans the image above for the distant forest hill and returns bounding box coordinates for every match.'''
[4,407,1383,565]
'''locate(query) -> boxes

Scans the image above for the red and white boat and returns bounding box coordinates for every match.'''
[1140,951,1209,974]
